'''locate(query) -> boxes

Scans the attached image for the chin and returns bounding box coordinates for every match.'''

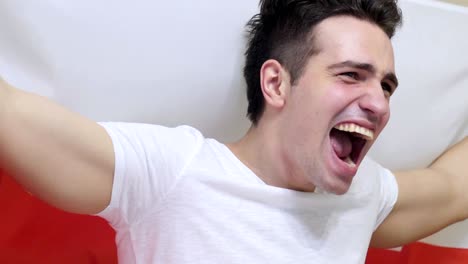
[324,186,350,195]
[319,174,353,195]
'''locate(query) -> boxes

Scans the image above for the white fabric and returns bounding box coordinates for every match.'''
[0,0,466,158]
[97,122,398,264]
[0,0,257,141]
[367,0,468,248]
[369,0,468,170]
[0,0,465,147]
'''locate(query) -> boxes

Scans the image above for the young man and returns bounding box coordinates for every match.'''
[0,0,466,263]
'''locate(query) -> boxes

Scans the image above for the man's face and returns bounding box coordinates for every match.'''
[279,16,397,194]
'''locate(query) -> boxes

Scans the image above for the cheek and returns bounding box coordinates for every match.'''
[375,111,391,139]
[323,83,353,104]
[382,110,391,128]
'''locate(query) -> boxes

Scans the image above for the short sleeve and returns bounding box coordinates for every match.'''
[95,122,203,229]
[374,162,399,230]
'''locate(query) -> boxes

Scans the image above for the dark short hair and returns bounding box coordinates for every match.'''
[244,0,403,124]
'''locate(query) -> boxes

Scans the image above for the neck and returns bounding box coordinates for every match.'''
[226,120,316,192]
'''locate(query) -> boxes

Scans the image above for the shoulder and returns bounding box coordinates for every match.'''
[99,122,204,147]
[98,122,203,139]
[349,157,394,193]
[98,122,206,169]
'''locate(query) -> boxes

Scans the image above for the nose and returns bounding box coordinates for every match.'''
[358,83,390,119]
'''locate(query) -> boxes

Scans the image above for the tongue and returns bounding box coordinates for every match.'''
[330,129,352,159]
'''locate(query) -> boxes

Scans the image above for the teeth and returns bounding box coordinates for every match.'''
[334,123,374,140]
[344,156,356,167]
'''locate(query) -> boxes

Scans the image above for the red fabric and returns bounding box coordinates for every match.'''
[367,242,468,264]
[403,242,468,264]
[0,172,117,264]
[366,247,404,264]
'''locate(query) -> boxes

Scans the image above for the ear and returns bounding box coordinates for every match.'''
[260,59,290,109]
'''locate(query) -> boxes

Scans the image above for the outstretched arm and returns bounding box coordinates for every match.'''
[0,78,115,214]
[371,137,468,248]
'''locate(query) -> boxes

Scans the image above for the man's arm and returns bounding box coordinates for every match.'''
[0,78,115,214]
[370,137,468,248]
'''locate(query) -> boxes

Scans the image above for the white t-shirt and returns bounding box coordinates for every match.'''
[97,122,398,264]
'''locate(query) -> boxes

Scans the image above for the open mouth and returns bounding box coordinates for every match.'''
[329,123,374,167]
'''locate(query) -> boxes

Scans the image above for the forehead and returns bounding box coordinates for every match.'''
[311,16,395,73]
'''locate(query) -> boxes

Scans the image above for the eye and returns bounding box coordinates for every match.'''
[340,72,359,80]
[381,82,394,98]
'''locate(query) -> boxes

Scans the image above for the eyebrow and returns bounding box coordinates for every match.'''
[328,60,399,88]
